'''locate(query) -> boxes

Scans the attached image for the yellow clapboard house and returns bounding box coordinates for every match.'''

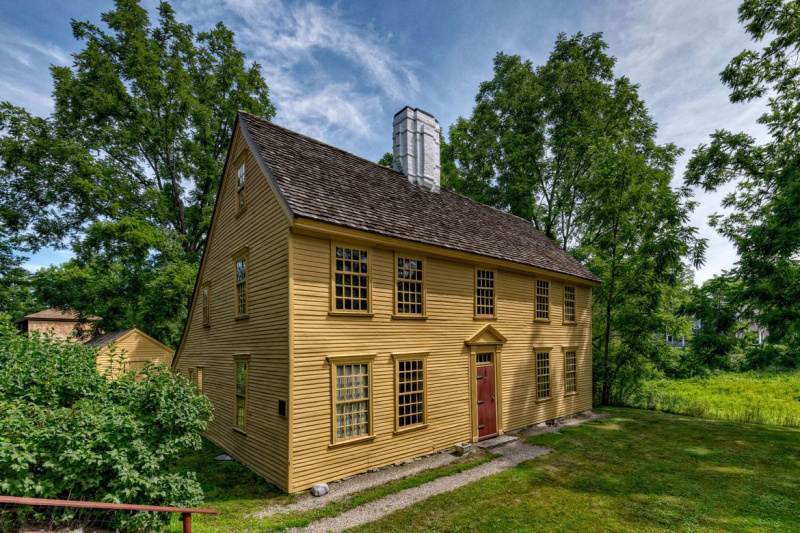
[173,107,601,492]
[88,328,174,376]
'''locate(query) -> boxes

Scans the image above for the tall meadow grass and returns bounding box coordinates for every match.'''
[626,371,800,427]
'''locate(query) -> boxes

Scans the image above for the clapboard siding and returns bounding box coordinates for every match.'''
[289,231,593,491]
[174,127,291,491]
[95,329,173,375]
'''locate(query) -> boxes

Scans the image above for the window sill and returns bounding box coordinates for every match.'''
[393,423,428,436]
[232,426,248,436]
[391,315,428,320]
[473,316,497,321]
[562,321,578,326]
[536,397,552,403]
[235,206,248,219]
[534,319,551,324]
[202,324,211,328]
[235,315,249,321]
[328,435,375,449]
[328,312,374,317]
[564,392,578,397]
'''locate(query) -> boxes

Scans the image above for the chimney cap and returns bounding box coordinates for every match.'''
[393,106,439,123]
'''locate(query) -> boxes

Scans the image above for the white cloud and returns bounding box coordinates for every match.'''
[175,0,418,145]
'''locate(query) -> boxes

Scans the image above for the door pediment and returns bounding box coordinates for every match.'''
[465,324,507,347]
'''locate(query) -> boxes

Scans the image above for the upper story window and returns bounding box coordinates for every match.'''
[233,249,249,318]
[535,280,550,321]
[564,286,576,323]
[475,268,496,317]
[333,244,370,313]
[201,283,211,327]
[236,162,246,213]
[395,255,424,316]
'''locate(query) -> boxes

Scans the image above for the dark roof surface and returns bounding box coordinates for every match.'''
[239,112,600,283]
[85,329,134,348]
[15,308,101,323]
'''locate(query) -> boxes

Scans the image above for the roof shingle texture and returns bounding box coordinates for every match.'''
[240,112,599,283]
[17,308,101,322]
[85,329,134,348]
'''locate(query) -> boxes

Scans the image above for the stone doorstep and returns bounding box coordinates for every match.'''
[475,435,519,449]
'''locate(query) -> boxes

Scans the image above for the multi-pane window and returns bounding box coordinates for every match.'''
[334,362,370,441]
[536,351,551,399]
[201,284,210,327]
[565,351,577,394]
[475,269,496,316]
[333,245,369,312]
[237,163,246,212]
[396,358,425,429]
[396,256,424,315]
[196,366,204,395]
[235,255,248,317]
[235,360,248,430]
[564,286,576,323]
[536,280,550,320]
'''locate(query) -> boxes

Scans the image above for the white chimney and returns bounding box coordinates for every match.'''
[392,106,440,192]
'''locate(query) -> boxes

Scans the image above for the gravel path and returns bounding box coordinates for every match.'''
[253,449,460,518]
[297,440,551,533]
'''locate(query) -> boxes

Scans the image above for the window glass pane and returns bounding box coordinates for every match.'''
[235,361,247,429]
[476,270,495,316]
[397,359,425,427]
[564,286,576,322]
[565,350,577,393]
[334,362,370,440]
[334,246,369,311]
[536,351,550,399]
[396,257,424,314]
[536,280,550,320]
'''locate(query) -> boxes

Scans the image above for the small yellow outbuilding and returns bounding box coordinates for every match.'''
[86,328,173,375]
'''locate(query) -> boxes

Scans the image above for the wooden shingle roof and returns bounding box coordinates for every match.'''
[239,111,600,283]
[84,329,135,348]
[15,308,101,324]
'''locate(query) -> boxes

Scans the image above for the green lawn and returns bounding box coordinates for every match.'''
[353,408,800,532]
[166,439,495,532]
[626,370,800,427]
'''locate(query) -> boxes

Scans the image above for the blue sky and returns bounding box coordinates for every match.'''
[1,0,768,282]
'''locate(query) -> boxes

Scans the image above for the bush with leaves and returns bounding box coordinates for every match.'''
[0,319,212,531]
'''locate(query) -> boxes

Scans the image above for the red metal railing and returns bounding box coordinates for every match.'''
[0,495,217,533]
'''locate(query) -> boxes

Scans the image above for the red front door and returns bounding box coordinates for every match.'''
[477,364,497,440]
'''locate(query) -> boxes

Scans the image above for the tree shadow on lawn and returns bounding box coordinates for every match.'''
[523,408,800,531]
[349,407,800,532]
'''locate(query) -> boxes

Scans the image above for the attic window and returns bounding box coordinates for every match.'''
[332,245,370,313]
[236,162,246,214]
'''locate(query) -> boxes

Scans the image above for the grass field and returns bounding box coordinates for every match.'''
[170,407,800,532]
[354,408,800,532]
[625,370,800,427]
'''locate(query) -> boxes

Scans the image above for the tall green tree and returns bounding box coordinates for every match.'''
[685,0,800,362]
[445,33,706,403]
[0,0,274,343]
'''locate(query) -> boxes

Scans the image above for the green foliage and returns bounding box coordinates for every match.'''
[377,152,394,168]
[445,33,705,404]
[0,234,39,319]
[0,0,274,341]
[685,0,800,359]
[0,321,212,531]
[626,370,800,427]
[681,275,749,374]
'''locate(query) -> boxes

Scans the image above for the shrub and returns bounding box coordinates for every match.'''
[0,320,212,531]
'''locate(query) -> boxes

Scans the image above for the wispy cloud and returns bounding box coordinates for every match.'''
[176,0,418,145]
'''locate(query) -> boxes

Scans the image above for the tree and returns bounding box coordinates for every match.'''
[685,0,800,363]
[0,0,274,340]
[0,321,212,531]
[377,152,394,168]
[445,33,705,403]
